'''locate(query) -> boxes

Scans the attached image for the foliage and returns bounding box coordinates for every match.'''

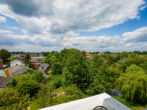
[16,80,40,97]
[31,71,45,82]
[34,83,55,108]
[64,85,86,100]
[0,88,30,110]
[0,49,10,62]
[24,53,31,64]
[62,67,73,86]
[4,69,10,77]
[115,64,147,104]
[8,57,16,62]
[47,75,63,88]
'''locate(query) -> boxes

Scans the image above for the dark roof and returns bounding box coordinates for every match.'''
[39,63,50,72]
[8,65,29,76]
[0,77,13,88]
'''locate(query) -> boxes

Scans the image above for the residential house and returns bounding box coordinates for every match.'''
[10,59,24,67]
[0,59,3,68]
[40,93,131,110]
[85,52,93,59]
[0,77,13,90]
[31,56,45,68]
[39,63,51,74]
[8,65,29,77]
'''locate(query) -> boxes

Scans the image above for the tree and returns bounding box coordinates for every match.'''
[64,49,90,91]
[62,67,73,86]
[86,73,106,95]
[115,64,147,104]
[0,49,10,62]
[47,75,63,88]
[64,85,86,100]
[16,80,40,97]
[24,53,31,64]
[0,88,30,110]
[31,71,44,82]
[35,84,55,108]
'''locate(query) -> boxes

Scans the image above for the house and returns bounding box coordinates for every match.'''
[39,63,51,74]
[30,56,45,68]
[0,77,13,90]
[18,56,24,61]
[40,93,131,110]
[85,52,93,59]
[0,59,3,68]
[10,59,24,67]
[8,65,29,77]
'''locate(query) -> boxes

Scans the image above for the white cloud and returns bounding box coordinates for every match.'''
[123,26,147,42]
[0,0,145,34]
[0,16,6,23]
[0,0,146,52]
[0,26,147,52]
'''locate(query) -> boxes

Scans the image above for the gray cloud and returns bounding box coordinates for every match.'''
[0,0,38,16]
[0,0,145,35]
[0,0,54,17]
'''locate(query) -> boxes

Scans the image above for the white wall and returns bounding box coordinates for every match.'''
[10,60,24,67]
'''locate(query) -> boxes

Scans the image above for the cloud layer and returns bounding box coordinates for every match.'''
[0,0,146,52]
[0,26,147,52]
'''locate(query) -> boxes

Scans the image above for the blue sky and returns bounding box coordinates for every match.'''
[0,0,147,52]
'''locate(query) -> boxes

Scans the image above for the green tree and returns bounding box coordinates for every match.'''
[24,53,31,64]
[115,64,147,104]
[62,67,73,86]
[35,83,55,108]
[16,80,40,97]
[0,49,10,62]
[0,88,29,110]
[64,85,86,101]
[31,71,44,82]
[47,75,63,88]
[64,49,90,91]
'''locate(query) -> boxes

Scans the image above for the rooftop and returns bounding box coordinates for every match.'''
[40,93,131,110]
[0,77,13,88]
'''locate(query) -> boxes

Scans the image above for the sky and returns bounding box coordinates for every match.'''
[0,0,147,52]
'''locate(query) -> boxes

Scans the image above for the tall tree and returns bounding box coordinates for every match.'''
[0,49,10,62]
[115,64,147,104]
[24,53,31,64]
